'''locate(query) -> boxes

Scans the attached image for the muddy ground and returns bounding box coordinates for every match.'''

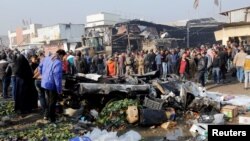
[206,75,249,95]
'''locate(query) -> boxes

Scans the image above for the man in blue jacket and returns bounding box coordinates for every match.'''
[39,49,66,123]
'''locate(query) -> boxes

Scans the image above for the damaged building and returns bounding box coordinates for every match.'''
[166,18,222,48]
[80,13,222,55]
[112,20,181,53]
[109,18,222,54]
[80,12,125,55]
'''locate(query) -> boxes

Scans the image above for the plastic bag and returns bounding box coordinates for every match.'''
[83,128,141,141]
[70,136,92,141]
[119,130,141,141]
[198,115,214,123]
[84,128,118,141]
[213,114,225,124]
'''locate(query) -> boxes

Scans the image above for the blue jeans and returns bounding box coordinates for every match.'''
[167,62,172,74]
[244,70,250,88]
[212,67,221,84]
[11,76,16,100]
[35,79,47,114]
[162,62,168,78]
[2,76,11,98]
[227,60,232,72]
[236,66,244,82]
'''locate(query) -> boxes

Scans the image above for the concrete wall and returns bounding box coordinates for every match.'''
[247,9,250,22]
[215,24,250,45]
[34,25,61,42]
[87,21,117,27]
[59,24,84,42]
[230,9,246,23]
[33,24,84,43]
[30,24,84,52]
[87,12,120,23]
[86,12,120,27]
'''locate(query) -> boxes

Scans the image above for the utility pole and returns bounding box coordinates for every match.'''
[127,23,131,54]
[0,37,3,49]
[186,22,190,48]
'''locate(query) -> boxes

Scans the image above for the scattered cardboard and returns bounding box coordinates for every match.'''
[239,114,250,125]
[221,105,238,120]
[161,121,177,130]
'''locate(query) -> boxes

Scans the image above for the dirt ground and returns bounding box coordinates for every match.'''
[206,75,250,95]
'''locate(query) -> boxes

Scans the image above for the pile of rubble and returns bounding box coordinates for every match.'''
[2,71,250,140]
[59,71,250,140]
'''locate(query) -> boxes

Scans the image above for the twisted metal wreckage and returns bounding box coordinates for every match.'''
[62,71,221,127]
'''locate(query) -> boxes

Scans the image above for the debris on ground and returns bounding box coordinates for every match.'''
[70,128,142,141]
[1,72,250,140]
[160,121,177,130]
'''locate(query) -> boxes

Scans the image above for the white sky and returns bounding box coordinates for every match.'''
[0,0,249,35]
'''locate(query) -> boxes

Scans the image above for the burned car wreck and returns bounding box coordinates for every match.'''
[60,71,221,129]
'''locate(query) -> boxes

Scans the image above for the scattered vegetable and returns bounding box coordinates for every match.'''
[97,99,140,130]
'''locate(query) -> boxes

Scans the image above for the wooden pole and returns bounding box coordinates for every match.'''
[220,0,222,13]
[127,24,131,54]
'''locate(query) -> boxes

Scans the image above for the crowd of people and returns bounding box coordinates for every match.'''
[0,42,250,123]
[0,49,65,123]
[74,43,250,89]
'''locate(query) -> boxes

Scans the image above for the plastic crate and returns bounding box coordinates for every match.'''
[143,97,165,110]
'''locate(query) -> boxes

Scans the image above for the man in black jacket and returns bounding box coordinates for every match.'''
[148,49,156,72]
[197,53,206,87]
[212,51,221,84]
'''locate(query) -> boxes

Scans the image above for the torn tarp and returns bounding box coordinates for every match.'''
[160,81,202,97]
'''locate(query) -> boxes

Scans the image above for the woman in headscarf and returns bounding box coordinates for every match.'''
[14,53,38,114]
